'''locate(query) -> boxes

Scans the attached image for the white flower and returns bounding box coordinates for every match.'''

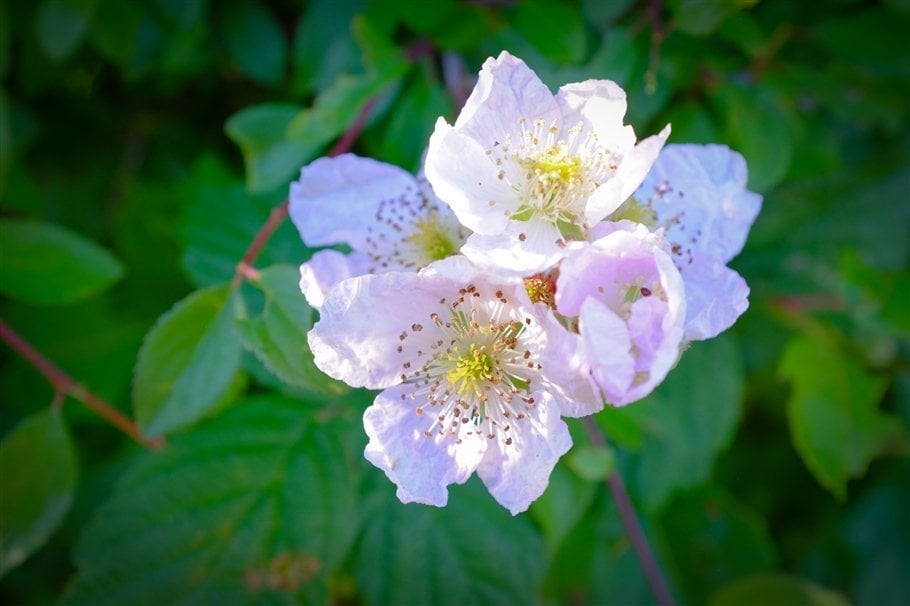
[425,51,670,275]
[608,144,762,340]
[289,153,469,307]
[308,256,590,514]
[555,222,686,408]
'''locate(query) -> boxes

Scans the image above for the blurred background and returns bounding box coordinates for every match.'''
[1,0,908,604]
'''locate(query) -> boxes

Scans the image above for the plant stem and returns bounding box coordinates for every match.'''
[583,416,676,606]
[0,319,164,450]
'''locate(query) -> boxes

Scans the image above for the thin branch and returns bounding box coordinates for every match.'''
[583,416,676,606]
[0,319,164,450]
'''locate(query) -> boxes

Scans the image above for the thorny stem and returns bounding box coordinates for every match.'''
[0,319,164,450]
[583,416,676,606]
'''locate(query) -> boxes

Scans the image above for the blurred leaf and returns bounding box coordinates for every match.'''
[354,476,547,606]
[225,103,314,194]
[88,0,142,68]
[566,444,615,482]
[0,219,124,306]
[235,265,345,394]
[670,0,758,37]
[0,409,77,578]
[378,74,452,170]
[35,0,95,61]
[581,0,635,29]
[661,486,777,604]
[291,0,366,95]
[133,285,243,437]
[713,83,795,193]
[780,334,904,499]
[813,7,910,71]
[178,155,306,288]
[529,458,598,552]
[0,3,10,78]
[62,395,361,606]
[709,573,849,606]
[219,0,287,86]
[606,334,745,512]
[512,0,587,63]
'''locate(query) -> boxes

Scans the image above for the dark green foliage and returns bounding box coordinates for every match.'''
[1,1,908,604]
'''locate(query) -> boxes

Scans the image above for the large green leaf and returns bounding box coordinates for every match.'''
[709,573,849,606]
[353,476,547,606]
[178,155,307,288]
[62,395,361,606]
[780,334,904,499]
[0,408,77,578]
[599,334,746,512]
[234,265,345,395]
[0,219,124,306]
[35,0,94,61]
[660,485,777,605]
[133,285,243,437]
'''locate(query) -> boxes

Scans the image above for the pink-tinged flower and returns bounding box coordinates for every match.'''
[308,256,591,514]
[425,51,670,275]
[289,153,469,307]
[555,222,686,408]
[609,144,762,340]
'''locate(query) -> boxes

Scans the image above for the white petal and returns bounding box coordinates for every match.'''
[299,250,371,309]
[307,271,453,389]
[460,219,565,276]
[476,390,572,515]
[556,79,635,152]
[537,313,603,418]
[681,254,750,341]
[578,298,636,403]
[364,385,487,507]
[586,124,671,224]
[289,153,418,249]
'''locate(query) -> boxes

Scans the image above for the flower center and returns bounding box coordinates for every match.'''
[395,284,541,446]
[404,214,459,262]
[490,117,620,241]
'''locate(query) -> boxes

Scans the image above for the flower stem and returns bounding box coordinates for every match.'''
[582,416,676,606]
[0,319,164,450]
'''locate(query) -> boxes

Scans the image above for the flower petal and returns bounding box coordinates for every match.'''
[556,79,635,152]
[298,250,371,309]
[289,153,418,249]
[680,253,750,341]
[476,390,572,515]
[578,297,636,403]
[364,385,487,507]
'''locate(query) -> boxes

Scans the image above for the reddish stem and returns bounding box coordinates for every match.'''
[0,319,164,450]
[583,416,676,606]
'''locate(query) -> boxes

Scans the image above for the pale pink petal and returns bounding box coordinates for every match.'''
[680,254,750,341]
[364,385,487,507]
[460,219,564,276]
[556,79,635,152]
[476,390,572,515]
[298,250,371,309]
[578,298,636,403]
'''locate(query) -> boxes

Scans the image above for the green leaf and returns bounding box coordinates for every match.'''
[670,0,758,37]
[378,75,453,170]
[133,285,243,437]
[219,0,287,86]
[234,265,346,394]
[62,395,361,606]
[354,476,547,605]
[225,104,315,194]
[512,0,587,63]
[530,458,598,552]
[602,334,745,512]
[88,0,143,68]
[780,334,903,499]
[178,155,307,288]
[661,486,777,605]
[0,408,78,578]
[0,219,124,306]
[566,444,615,482]
[35,0,95,61]
[291,0,366,95]
[709,573,849,606]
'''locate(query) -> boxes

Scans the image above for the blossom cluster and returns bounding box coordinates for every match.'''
[290,51,761,514]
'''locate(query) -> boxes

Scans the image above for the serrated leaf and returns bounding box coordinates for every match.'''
[35,0,94,61]
[602,334,745,512]
[0,408,77,578]
[0,219,124,305]
[224,104,316,194]
[62,395,361,606]
[354,476,547,606]
[661,486,776,604]
[179,155,307,288]
[219,0,287,85]
[133,285,243,437]
[780,334,903,499]
[235,265,345,394]
[709,573,849,606]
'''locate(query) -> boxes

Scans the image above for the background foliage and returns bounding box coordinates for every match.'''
[1,0,908,604]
